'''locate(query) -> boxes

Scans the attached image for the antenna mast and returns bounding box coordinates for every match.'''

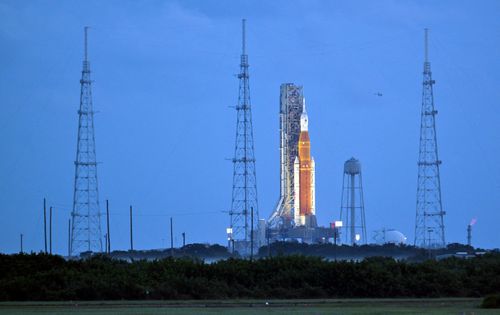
[242,19,246,55]
[424,28,428,63]
[84,26,88,62]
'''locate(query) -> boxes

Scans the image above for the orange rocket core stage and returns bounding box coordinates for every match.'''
[298,130,312,216]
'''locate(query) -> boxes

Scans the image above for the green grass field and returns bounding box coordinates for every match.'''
[0,298,495,315]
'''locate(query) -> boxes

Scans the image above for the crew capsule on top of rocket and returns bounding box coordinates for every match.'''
[293,98,316,227]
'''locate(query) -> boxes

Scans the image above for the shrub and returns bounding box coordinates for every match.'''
[481,294,500,308]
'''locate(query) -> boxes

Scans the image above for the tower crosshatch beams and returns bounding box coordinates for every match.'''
[70,27,103,255]
[414,28,446,248]
[228,19,260,256]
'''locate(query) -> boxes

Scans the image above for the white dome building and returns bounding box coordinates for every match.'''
[374,229,407,245]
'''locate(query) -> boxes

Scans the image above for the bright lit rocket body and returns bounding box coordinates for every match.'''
[293,99,316,226]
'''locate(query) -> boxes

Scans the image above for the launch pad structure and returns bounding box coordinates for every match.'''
[267,84,335,244]
[269,84,303,228]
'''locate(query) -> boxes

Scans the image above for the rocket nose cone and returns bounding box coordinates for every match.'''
[300,98,309,131]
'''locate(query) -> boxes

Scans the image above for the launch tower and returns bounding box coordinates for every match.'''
[269,85,316,228]
[267,84,333,243]
[414,29,446,248]
[228,19,260,255]
[269,84,303,228]
[70,27,103,255]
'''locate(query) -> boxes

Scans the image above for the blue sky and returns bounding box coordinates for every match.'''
[1,0,499,253]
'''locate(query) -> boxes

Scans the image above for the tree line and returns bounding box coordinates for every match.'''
[258,242,479,261]
[0,252,499,300]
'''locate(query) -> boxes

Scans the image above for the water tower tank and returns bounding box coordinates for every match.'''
[344,157,361,175]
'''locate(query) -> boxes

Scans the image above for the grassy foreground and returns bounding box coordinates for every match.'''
[0,298,495,315]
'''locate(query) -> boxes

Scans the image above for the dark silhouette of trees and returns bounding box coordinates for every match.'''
[0,252,499,301]
[482,294,500,308]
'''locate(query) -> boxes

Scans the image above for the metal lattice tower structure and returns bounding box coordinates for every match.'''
[268,84,304,228]
[228,19,259,255]
[414,29,446,248]
[339,158,367,245]
[70,27,103,255]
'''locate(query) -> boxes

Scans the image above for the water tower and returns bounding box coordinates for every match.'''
[339,158,367,245]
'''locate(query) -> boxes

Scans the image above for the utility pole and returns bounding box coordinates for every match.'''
[129,205,133,251]
[250,207,254,261]
[20,233,23,253]
[266,228,270,258]
[106,200,110,254]
[44,198,47,253]
[68,219,71,257]
[334,227,338,261]
[49,206,52,254]
[467,224,472,247]
[182,232,186,247]
[170,217,174,256]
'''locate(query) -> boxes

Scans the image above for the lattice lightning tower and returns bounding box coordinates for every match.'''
[414,29,446,248]
[228,19,259,255]
[70,27,103,255]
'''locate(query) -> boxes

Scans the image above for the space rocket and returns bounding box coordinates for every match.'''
[293,99,316,227]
